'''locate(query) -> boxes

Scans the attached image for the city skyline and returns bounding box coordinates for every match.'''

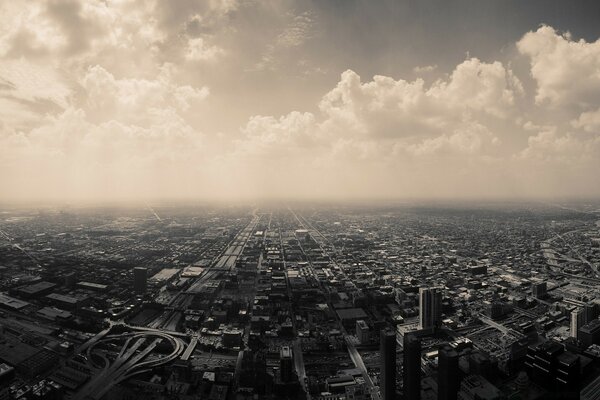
[1,1,600,202]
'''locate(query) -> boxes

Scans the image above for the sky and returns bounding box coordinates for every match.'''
[1,0,600,202]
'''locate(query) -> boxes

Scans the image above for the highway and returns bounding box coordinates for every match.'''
[74,329,184,400]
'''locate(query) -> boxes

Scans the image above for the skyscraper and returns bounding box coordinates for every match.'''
[280,346,293,383]
[419,287,442,329]
[571,308,586,339]
[438,344,460,400]
[532,282,547,299]
[403,333,421,400]
[380,329,397,400]
[133,267,147,295]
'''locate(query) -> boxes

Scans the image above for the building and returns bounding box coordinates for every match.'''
[579,319,600,348]
[0,335,58,377]
[45,293,86,310]
[380,329,396,400]
[0,363,15,400]
[134,267,147,295]
[356,320,370,344]
[336,308,369,328]
[571,308,586,339]
[438,344,460,400]
[77,281,108,292]
[524,341,580,399]
[280,346,293,383]
[14,281,56,299]
[0,293,30,311]
[419,287,442,329]
[149,268,180,286]
[532,282,547,299]
[37,306,73,322]
[346,383,369,400]
[223,329,242,348]
[403,333,421,400]
[457,375,504,400]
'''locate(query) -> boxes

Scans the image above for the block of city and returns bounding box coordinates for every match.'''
[0,201,599,400]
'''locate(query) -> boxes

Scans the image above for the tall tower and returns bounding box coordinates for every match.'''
[403,333,421,400]
[133,267,147,295]
[419,287,442,329]
[280,346,293,383]
[571,308,586,339]
[438,344,460,400]
[380,329,397,400]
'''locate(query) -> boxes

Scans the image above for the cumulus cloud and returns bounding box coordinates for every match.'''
[318,58,522,141]
[0,107,208,200]
[0,1,599,201]
[518,25,600,109]
[572,107,600,132]
[81,65,208,125]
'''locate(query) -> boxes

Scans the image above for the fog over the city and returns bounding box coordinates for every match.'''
[1,1,599,201]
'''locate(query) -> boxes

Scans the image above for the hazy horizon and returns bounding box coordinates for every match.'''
[1,1,600,201]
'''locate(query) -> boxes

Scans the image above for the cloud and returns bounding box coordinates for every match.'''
[80,65,208,126]
[276,11,315,48]
[572,107,600,132]
[185,37,225,61]
[413,64,437,73]
[0,4,599,201]
[518,25,600,109]
[0,106,208,200]
[318,58,522,141]
[253,10,317,72]
[405,122,499,156]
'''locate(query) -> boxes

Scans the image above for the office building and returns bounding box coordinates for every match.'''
[532,282,547,299]
[403,333,421,400]
[571,308,586,339]
[356,320,370,344]
[524,341,580,399]
[438,344,460,400]
[456,375,503,400]
[280,346,293,383]
[380,329,396,400]
[133,267,147,295]
[580,319,600,348]
[0,363,15,400]
[419,287,442,329]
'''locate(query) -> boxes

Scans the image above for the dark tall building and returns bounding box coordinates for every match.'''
[403,333,421,400]
[0,363,15,400]
[438,344,460,400]
[280,346,293,383]
[532,281,547,299]
[579,319,600,348]
[381,329,397,400]
[133,267,147,295]
[419,287,442,329]
[524,341,580,399]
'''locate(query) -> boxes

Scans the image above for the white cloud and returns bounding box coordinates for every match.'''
[518,25,600,109]
[318,58,522,140]
[185,37,225,62]
[0,4,599,201]
[572,107,600,133]
[406,122,499,156]
[81,65,208,125]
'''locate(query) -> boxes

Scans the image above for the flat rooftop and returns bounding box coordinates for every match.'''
[335,307,368,321]
[0,293,30,310]
[150,268,180,282]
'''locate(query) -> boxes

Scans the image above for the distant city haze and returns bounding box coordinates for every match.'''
[1,1,600,202]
